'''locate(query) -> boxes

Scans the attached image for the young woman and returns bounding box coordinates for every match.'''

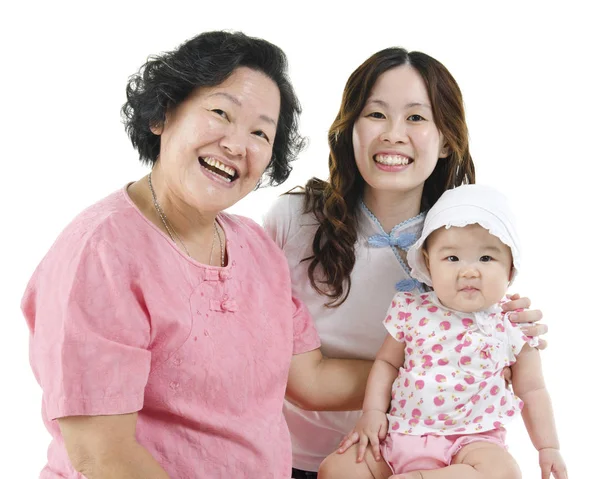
[263,47,547,478]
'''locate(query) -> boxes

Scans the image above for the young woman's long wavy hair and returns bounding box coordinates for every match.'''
[302,47,475,307]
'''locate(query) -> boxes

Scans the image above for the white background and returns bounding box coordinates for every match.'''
[2,0,598,476]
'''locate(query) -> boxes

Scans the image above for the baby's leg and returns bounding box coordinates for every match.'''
[391,442,521,479]
[318,444,392,479]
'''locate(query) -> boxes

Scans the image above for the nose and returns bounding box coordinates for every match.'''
[379,119,408,144]
[220,126,246,158]
[460,264,481,279]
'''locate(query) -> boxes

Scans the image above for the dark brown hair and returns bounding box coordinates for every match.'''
[122,30,305,186]
[301,47,475,307]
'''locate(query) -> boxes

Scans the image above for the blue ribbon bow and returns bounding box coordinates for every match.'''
[367,232,417,249]
[395,278,420,292]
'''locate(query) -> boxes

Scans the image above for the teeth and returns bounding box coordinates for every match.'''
[203,157,236,177]
[374,154,411,166]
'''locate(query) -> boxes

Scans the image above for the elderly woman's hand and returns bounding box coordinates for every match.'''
[502,293,547,350]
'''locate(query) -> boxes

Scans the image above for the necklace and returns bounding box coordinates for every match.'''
[147,173,224,266]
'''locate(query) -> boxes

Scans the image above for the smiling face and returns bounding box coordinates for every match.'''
[424,224,513,312]
[352,65,448,199]
[152,66,280,213]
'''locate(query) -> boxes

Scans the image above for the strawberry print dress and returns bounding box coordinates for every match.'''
[384,291,538,436]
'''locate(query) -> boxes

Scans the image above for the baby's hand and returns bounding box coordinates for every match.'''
[337,410,388,462]
[539,447,567,479]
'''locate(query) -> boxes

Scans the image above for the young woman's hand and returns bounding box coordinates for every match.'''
[337,410,388,462]
[502,293,548,349]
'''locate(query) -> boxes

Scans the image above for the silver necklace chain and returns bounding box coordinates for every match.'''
[147,173,224,267]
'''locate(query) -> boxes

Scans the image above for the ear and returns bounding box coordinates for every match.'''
[423,249,431,270]
[150,122,164,135]
[439,142,450,159]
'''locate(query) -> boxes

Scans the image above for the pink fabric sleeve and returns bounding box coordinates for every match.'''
[23,237,152,420]
[383,293,410,342]
[291,296,321,355]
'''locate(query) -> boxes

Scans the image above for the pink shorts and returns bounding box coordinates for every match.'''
[381,429,507,474]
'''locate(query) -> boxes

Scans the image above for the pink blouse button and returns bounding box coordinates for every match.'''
[219,270,230,281]
[221,299,238,312]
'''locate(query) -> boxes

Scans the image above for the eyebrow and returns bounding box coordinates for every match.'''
[208,92,277,127]
[437,245,504,254]
[365,98,432,110]
[406,102,432,109]
[436,246,457,254]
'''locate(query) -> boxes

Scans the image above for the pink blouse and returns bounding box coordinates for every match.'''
[22,186,320,478]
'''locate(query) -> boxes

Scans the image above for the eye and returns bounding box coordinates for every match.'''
[407,114,425,122]
[211,109,229,120]
[480,255,493,262]
[446,256,459,262]
[366,111,386,119]
[252,130,271,143]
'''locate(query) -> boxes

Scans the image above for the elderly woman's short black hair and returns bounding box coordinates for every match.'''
[121,30,305,186]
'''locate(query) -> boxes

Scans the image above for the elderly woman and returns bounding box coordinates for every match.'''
[22,31,371,478]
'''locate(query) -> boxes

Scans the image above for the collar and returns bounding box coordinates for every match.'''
[426,292,503,336]
[359,199,426,251]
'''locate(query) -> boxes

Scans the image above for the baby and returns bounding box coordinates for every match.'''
[319,185,567,479]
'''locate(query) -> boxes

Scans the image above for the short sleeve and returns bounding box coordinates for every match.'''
[291,296,321,355]
[262,194,295,249]
[504,315,540,363]
[383,292,412,342]
[22,236,151,420]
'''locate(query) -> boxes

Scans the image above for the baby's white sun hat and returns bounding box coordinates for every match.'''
[407,184,521,287]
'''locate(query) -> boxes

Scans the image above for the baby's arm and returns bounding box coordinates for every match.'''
[338,334,405,462]
[512,345,567,478]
